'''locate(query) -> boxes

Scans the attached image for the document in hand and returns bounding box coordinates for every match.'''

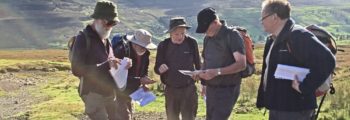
[109,57,129,90]
[178,70,203,76]
[129,87,156,107]
[274,64,310,82]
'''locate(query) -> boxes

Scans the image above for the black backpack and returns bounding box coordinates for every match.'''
[111,34,131,59]
[305,25,341,120]
[67,31,91,62]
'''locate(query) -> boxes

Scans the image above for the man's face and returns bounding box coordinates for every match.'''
[95,19,117,39]
[170,27,186,44]
[260,9,275,34]
[205,21,217,37]
[132,43,147,55]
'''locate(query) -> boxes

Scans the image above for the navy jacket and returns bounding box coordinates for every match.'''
[256,19,336,111]
[71,25,116,96]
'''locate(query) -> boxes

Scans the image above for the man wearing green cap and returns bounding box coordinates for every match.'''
[70,1,125,120]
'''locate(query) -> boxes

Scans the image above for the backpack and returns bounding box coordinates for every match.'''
[111,34,131,58]
[231,26,256,78]
[286,24,337,97]
[67,31,92,79]
[306,24,337,97]
[304,24,342,120]
[67,31,91,62]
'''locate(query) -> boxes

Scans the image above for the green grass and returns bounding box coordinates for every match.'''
[28,72,83,120]
[0,46,349,119]
[0,90,5,97]
[0,59,70,72]
[337,40,350,45]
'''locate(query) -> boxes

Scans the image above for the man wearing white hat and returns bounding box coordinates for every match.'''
[112,29,157,120]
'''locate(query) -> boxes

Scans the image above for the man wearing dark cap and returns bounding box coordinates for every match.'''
[196,7,247,120]
[70,1,125,120]
[154,17,201,120]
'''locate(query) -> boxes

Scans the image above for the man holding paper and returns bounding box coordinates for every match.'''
[113,29,157,120]
[70,1,121,119]
[154,17,201,120]
[256,0,336,119]
[196,8,247,120]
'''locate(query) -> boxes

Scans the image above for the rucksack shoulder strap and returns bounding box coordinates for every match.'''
[80,31,91,52]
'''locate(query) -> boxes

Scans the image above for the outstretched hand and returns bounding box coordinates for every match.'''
[199,69,218,80]
[140,76,156,85]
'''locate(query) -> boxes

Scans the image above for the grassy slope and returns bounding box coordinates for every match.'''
[1,43,350,119]
[1,0,350,48]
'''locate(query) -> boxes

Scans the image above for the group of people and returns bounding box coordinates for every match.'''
[70,0,336,120]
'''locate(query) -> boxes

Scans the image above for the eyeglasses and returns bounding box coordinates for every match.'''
[107,20,117,26]
[260,13,274,21]
[102,20,117,27]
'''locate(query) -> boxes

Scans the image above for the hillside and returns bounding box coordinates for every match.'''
[0,0,350,48]
[0,45,349,119]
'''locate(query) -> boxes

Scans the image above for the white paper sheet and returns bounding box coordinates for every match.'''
[274,64,310,82]
[178,70,203,76]
[129,87,156,107]
[109,57,129,90]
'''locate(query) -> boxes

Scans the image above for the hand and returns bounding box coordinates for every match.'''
[292,75,302,93]
[141,84,150,91]
[191,74,200,81]
[158,64,169,74]
[140,76,156,85]
[199,69,218,80]
[201,85,206,97]
[109,58,120,69]
[125,58,132,69]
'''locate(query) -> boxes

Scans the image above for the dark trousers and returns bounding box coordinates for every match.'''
[115,92,132,120]
[165,84,198,120]
[206,85,240,120]
[269,110,315,120]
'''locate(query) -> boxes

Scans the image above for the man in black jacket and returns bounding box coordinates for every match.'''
[154,17,201,120]
[256,0,336,120]
[70,1,121,120]
[113,29,157,120]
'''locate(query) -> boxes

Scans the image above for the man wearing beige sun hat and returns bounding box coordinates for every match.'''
[155,17,201,120]
[112,29,157,120]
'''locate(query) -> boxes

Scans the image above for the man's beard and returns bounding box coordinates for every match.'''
[95,23,112,39]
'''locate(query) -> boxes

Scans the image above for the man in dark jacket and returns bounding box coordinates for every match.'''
[154,17,201,120]
[256,0,336,120]
[113,29,157,120]
[196,7,247,120]
[70,1,121,120]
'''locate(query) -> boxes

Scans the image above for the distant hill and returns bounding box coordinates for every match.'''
[0,0,349,49]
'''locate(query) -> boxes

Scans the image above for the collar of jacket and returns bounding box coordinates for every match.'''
[84,25,112,47]
[273,18,295,46]
[84,25,101,40]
